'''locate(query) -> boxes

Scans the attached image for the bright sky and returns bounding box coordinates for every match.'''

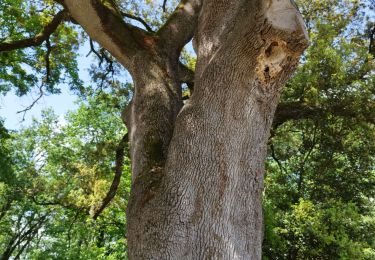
[0,42,93,130]
[0,39,194,130]
[0,0,199,131]
[2,1,370,131]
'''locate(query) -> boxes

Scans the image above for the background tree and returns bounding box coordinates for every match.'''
[0,91,130,259]
[263,0,375,259]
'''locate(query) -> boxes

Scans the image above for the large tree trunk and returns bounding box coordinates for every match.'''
[127,0,308,259]
[62,0,308,258]
[124,55,182,181]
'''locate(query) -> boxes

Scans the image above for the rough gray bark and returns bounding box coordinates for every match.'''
[62,0,308,258]
[127,0,308,259]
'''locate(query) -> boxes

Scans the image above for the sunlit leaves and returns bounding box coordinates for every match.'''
[0,0,83,95]
[264,0,375,258]
[0,91,130,258]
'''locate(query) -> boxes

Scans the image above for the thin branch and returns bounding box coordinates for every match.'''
[368,23,375,56]
[99,48,114,68]
[30,196,62,206]
[270,144,284,174]
[100,215,127,231]
[0,10,67,52]
[87,39,103,63]
[30,195,88,213]
[97,63,114,91]
[14,226,41,260]
[92,133,128,220]
[88,43,115,90]
[0,198,12,222]
[67,211,80,249]
[45,37,52,83]
[297,124,318,194]
[16,84,44,121]
[87,38,114,74]
[2,215,47,260]
[162,0,168,12]
[121,12,154,32]
[15,34,56,120]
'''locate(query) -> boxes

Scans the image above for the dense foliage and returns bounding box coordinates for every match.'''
[263,0,375,259]
[0,91,130,259]
[0,0,374,259]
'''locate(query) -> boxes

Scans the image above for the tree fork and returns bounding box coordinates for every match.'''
[59,0,308,258]
[127,0,308,259]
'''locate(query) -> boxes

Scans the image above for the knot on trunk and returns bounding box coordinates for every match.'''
[256,40,288,84]
[255,0,309,85]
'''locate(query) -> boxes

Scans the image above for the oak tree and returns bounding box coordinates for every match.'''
[0,0,310,258]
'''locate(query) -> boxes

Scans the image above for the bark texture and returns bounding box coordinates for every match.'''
[127,0,308,259]
[62,0,308,258]
[123,0,202,181]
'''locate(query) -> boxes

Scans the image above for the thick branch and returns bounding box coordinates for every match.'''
[273,102,321,127]
[273,101,375,127]
[63,0,148,70]
[92,133,128,220]
[157,0,202,54]
[0,10,67,52]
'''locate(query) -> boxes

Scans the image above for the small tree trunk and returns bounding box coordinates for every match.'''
[127,0,308,259]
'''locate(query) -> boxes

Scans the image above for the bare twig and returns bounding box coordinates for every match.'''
[16,84,44,121]
[87,39,115,90]
[87,39,103,63]
[121,12,154,32]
